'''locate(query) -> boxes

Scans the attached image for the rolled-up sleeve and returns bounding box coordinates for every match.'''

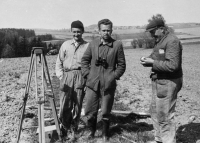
[55,44,64,79]
[152,39,182,72]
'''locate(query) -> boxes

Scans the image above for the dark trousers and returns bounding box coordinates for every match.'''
[150,77,182,143]
[84,87,115,127]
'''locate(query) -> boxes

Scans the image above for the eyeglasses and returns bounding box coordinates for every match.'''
[149,28,157,34]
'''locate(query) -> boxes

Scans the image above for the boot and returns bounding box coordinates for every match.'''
[87,123,96,139]
[87,117,97,139]
[102,119,110,142]
[60,125,69,141]
[70,124,78,142]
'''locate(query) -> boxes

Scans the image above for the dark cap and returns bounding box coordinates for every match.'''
[146,19,165,32]
[71,20,84,32]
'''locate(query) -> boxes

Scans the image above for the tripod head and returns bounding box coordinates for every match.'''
[32,47,44,54]
[32,47,44,63]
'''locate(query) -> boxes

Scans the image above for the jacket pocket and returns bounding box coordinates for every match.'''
[156,79,169,98]
[105,70,116,90]
[86,69,99,90]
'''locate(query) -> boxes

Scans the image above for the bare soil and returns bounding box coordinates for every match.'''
[0,44,200,143]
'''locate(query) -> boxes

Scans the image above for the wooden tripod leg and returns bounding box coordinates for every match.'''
[35,54,45,143]
[16,53,35,143]
[42,54,63,141]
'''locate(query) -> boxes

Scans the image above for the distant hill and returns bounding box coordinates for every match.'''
[138,23,200,29]
[85,24,137,31]
[34,23,200,39]
[167,23,200,29]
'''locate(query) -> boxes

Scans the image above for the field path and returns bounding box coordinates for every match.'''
[0,45,200,142]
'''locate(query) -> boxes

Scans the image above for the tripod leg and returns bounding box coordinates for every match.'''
[42,54,63,141]
[41,53,45,143]
[35,54,45,143]
[16,53,35,143]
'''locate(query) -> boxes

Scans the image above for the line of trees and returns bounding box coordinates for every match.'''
[0,28,53,58]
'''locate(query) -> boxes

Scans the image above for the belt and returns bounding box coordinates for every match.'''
[64,67,81,72]
[150,73,182,80]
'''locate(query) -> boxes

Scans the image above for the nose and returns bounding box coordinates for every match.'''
[74,32,80,36]
[104,30,109,35]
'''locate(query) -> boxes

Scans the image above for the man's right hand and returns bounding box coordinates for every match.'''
[140,57,146,65]
[59,76,63,80]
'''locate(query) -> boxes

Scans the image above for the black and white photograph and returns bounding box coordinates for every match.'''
[0,0,200,143]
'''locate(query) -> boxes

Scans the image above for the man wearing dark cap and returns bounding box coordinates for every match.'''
[140,18,183,143]
[55,20,89,140]
[81,19,126,142]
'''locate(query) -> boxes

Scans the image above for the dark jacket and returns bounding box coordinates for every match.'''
[81,37,126,91]
[149,31,183,79]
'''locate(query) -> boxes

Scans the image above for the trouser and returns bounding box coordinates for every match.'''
[59,70,85,131]
[84,87,115,129]
[150,77,182,143]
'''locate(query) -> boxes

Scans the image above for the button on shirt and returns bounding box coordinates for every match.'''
[55,39,89,79]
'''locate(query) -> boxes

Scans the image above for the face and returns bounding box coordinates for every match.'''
[150,28,164,39]
[99,24,112,40]
[71,28,83,42]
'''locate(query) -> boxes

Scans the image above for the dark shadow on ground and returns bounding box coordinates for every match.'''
[176,123,200,143]
[49,76,154,142]
[107,113,153,136]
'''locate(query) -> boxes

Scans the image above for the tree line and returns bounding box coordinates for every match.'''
[0,28,53,58]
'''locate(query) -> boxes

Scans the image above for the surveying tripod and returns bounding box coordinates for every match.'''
[16,47,63,143]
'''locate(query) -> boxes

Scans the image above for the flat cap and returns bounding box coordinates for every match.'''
[71,20,84,32]
[146,19,165,32]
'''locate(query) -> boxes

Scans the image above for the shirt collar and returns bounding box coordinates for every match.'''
[99,37,114,47]
[71,38,84,46]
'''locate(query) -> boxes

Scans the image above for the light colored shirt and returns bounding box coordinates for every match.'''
[55,38,89,79]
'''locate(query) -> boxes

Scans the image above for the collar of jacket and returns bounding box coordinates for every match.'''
[155,30,169,44]
[98,37,115,47]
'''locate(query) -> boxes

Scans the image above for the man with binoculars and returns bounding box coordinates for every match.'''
[81,19,126,142]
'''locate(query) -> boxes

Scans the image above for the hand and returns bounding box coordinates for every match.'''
[140,56,146,61]
[140,57,146,64]
[59,75,63,80]
[140,57,154,67]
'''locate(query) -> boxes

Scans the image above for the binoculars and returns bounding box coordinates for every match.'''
[95,57,108,68]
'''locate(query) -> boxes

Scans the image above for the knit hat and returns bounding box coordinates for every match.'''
[146,19,165,32]
[71,20,84,32]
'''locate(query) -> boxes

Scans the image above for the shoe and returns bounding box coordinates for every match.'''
[60,126,70,141]
[87,131,95,140]
[86,117,97,140]
[69,126,78,142]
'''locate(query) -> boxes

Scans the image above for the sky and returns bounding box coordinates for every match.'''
[0,0,200,29]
